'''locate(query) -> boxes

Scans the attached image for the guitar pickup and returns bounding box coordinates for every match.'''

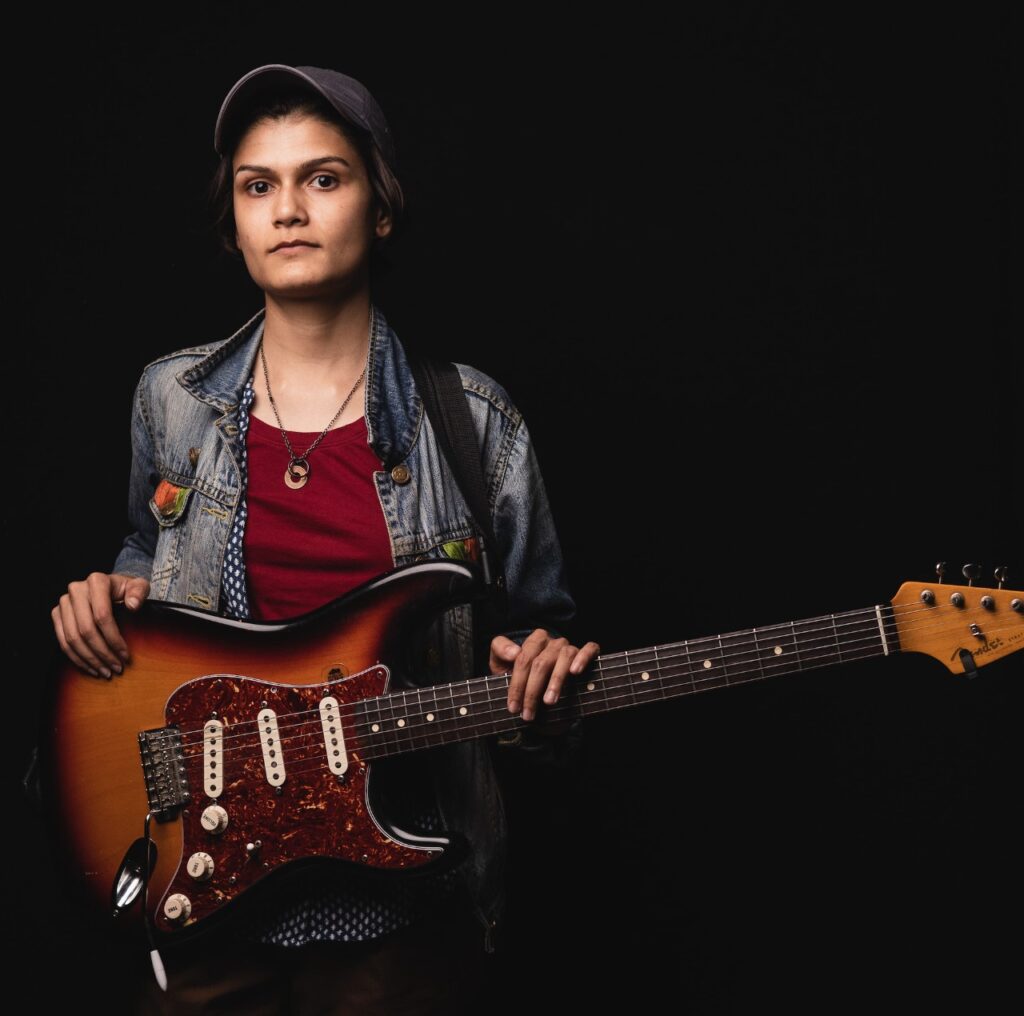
[138,725,189,821]
[258,708,286,787]
[319,696,348,776]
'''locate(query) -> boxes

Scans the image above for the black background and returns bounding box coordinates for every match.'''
[12,7,1018,1011]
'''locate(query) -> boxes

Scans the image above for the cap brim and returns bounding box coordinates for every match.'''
[213,64,347,156]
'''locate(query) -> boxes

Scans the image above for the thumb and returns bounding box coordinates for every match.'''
[496,638,520,659]
[125,578,151,610]
[113,574,151,610]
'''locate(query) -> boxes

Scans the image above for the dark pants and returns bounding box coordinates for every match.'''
[127,896,495,1015]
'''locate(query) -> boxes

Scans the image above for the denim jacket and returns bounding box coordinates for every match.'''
[111,302,581,952]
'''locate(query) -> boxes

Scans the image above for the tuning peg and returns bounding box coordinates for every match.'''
[935,562,947,584]
[994,565,1009,589]
[962,563,981,586]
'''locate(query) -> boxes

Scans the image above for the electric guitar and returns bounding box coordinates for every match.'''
[38,559,1022,945]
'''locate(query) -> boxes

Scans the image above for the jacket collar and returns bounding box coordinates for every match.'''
[175,302,421,467]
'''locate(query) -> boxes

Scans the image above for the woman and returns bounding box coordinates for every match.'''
[49,63,598,1013]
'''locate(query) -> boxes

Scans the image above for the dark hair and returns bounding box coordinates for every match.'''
[207,82,405,262]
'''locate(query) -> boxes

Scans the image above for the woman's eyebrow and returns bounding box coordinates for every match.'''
[235,156,352,177]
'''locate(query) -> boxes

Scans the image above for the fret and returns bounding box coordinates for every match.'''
[577,657,608,718]
[651,645,666,700]
[417,684,442,745]
[716,634,730,685]
[753,621,801,679]
[788,621,804,671]
[750,627,767,682]
[791,616,841,669]
[408,686,430,751]
[384,688,415,757]
[688,634,729,692]
[361,693,388,759]
[716,628,762,688]
[681,639,696,694]
[622,649,639,707]
[830,614,844,663]
[441,682,461,746]
[479,674,504,737]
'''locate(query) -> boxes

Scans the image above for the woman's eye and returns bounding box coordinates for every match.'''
[245,181,270,195]
[312,174,337,189]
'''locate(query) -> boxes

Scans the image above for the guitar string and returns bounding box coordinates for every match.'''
[172,603,905,747]
[176,621,1022,792]
[167,613,1021,782]
[168,603,1015,753]
[186,621,1019,789]
[166,598,1001,745]
[181,639,898,789]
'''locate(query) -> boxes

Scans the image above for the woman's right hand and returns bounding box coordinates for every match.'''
[51,572,151,678]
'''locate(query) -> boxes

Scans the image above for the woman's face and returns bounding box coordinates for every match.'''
[231,112,391,299]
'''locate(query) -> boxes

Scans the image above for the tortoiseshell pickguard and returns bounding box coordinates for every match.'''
[158,666,439,932]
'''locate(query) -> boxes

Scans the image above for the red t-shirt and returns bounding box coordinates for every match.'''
[242,412,395,621]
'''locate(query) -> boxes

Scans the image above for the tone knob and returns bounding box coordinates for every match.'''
[187,851,215,881]
[200,804,229,834]
[163,893,192,923]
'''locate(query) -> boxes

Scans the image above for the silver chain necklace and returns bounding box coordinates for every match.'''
[258,309,372,490]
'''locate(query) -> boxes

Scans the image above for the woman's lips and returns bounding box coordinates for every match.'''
[272,242,317,253]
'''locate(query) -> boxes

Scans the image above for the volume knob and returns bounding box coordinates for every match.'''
[200,805,229,834]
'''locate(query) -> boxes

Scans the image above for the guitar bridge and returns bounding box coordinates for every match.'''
[138,726,191,822]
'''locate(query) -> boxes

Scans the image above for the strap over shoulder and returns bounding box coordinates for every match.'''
[407,356,510,662]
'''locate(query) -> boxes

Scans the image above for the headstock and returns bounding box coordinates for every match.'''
[891,565,1023,676]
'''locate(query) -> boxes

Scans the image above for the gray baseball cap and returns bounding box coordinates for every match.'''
[213,63,397,170]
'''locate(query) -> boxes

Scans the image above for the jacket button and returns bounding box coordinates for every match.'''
[390,464,411,485]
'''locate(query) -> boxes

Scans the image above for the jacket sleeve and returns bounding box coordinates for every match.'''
[488,410,585,769]
[111,369,160,581]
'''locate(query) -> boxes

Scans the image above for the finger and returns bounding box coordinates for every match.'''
[52,605,99,677]
[489,635,521,674]
[89,574,133,663]
[570,641,602,675]
[66,579,124,676]
[543,643,578,705]
[507,629,550,714]
[520,638,570,721]
[58,593,113,677]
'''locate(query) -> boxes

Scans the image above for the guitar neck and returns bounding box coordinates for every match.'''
[360,603,900,759]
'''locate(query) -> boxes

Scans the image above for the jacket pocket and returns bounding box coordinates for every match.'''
[148,477,195,529]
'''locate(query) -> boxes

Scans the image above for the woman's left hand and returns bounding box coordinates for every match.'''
[490,629,601,724]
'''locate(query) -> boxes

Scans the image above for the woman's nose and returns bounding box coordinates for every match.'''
[273,184,307,225]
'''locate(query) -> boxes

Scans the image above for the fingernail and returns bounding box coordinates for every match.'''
[508,700,519,714]
[119,650,130,663]
[544,689,557,704]
[126,597,139,609]
[522,707,534,721]
[100,667,112,679]
[112,663,123,675]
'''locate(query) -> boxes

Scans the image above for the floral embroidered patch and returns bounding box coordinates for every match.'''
[149,478,193,526]
[440,536,479,563]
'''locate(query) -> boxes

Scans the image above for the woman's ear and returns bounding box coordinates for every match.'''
[375,205,393,240]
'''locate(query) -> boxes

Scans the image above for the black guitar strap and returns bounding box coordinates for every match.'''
[408,357,511,668]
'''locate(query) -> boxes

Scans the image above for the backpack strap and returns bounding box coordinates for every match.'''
[408,357,511,665]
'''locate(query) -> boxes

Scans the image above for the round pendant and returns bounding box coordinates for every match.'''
[284,458,310,490]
